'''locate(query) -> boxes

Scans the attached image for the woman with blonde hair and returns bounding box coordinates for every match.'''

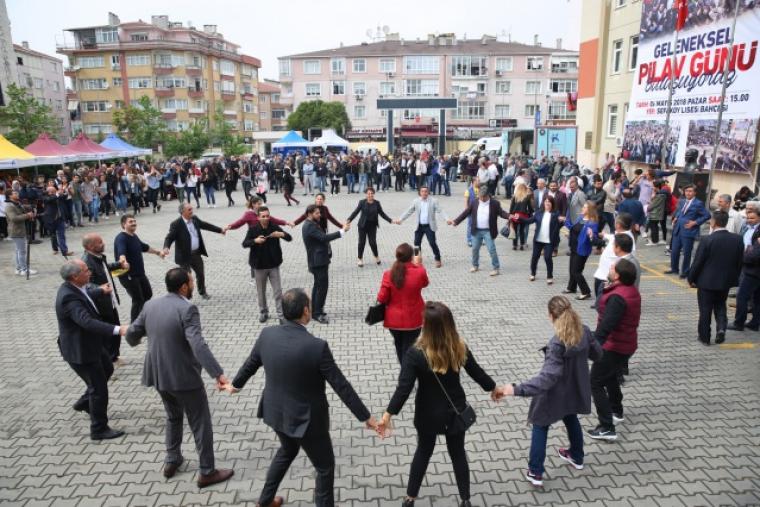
[509,182,535,250]
[495,296,602,487]
[379,301,498,507]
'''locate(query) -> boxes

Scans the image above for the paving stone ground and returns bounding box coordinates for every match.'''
[1,182,759,507]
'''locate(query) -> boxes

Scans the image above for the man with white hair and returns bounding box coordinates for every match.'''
[717,194,743,235]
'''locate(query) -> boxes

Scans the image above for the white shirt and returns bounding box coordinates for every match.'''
[76,285,119,335]
[477,168,489,185]
[594,230,636,280]
[487,165,498,181]
[726,208,744,235]
[476,200,490,229]
[743,223,757,247]
[419,199,430,225]
[536,212,552,244]
[185,218,200,251]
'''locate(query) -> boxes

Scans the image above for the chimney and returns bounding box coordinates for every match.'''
[556,38,563,49]
[534,34,540,46]
[428,34,436,45]
[21,41,29,49]
[107,12,120,26]
[203,24,217,35]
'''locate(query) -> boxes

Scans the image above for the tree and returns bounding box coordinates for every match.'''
[112,95,167,149]
[286,100,351,136]
[0,83,60,147]
[164,118,210,159]
[210,105,247,156]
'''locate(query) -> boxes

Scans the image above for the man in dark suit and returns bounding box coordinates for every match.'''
[688,211,744,345]
[163,203,225,300]
[228,288,377,507]
[82,233,128,363]
[55,260,128,440]
[302,204,349,324]
[667,184,711,278]
[43,184,72,256]
[448,185,510,276]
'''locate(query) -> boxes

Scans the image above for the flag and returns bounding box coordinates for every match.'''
[567,92,577,111]
[674,0,688,31]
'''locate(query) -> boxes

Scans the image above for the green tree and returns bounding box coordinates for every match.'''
[0,83,60,147]
[286,100,351,136]
[164,118,210,159]
[112,95,167,149]
[210,105,247,156]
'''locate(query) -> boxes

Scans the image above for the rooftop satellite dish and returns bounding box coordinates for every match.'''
[382,25,389,34]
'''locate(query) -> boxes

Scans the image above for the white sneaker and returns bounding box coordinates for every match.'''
[644,240,656,246]
[15,269,22,275]
[19,269,37,276]
[490,269,500,277]
[612,413,625,425]
[641,231,648,238]
[469,267,479,273]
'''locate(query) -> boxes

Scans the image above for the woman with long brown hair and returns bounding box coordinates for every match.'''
[495,296,602,487]
[509,182,534,250]
[376,243,429,363]
[379,301,497,507]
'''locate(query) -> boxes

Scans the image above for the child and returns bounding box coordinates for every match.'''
[496,296,602,487]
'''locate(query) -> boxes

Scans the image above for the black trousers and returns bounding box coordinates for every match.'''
[590,349,630,430]
[310,265,329,317]
[648,218,668,243]
[408,431,470,500]
[389,328,421,364]
[181,252,207,295]
[413,225,441,261]
[697,288,729,341]
[69,350,114,435]
[259,427,335,507]
[101,307,121,361]
[358,225,378,258]
[567,252,591,295]
[530,242,554,277]
[119,274,153,322]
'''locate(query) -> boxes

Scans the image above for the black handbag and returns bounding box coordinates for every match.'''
[364,302,385,325]
[425,352,477,434]
[499,224,511,238]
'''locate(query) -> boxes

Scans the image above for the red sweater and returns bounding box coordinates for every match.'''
[228,209,286,230]
[377,263,429,330]
[597,283,641,355]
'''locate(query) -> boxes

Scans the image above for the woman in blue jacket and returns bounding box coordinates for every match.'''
[496,296,602,487]
[563,202,599,300]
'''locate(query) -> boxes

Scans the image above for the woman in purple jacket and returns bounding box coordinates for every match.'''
[496,296,602,487]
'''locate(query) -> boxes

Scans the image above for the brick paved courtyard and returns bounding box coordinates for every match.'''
[1,182,759,506]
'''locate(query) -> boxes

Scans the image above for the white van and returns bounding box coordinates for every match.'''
[463,137,504,164]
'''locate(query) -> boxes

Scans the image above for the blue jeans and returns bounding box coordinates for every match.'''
[72,200,83,225]
[89,196,100,222]
[670,231,695,275]
[409,174,417,190]
[466,219,473,244]
[204,186,216,205]
[359,173,368,193]
[51,220,68,253]
[529,414,584,475]
[471,229,499,269]
[317,176,326,192]
[347,173,356,193]
[503,176,515,198]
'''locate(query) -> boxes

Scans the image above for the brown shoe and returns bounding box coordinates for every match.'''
[257,496,284,507]
[197,468,234,488]
[435,260,442,268]
[163,458,184,479]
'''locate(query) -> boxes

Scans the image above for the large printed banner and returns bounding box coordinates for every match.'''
[622,1,760,173]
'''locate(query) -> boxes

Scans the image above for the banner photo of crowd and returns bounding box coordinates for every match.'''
[622,1,760,170]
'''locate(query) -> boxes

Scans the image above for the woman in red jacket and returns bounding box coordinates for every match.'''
[377,243,429,363]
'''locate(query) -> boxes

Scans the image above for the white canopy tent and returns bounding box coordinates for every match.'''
[310,129,349,150]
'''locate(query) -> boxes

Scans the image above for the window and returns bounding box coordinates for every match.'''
[114,100,124,109]
[607,105,619,137]
[130,33,148,41]
[244,120,255,131]
[353,105,366,119]
[353,82,366,96]
[241,82,254,94]
[212,59,219,71]
[225,120,238,129]
[279,59,291,76]
[243,101,255,113]
[272,93,280,103]
[495,57,513,72]
[495,81,511,94]
[82,101,109,112]
[527,56,544,71]
[450,56,487,77]
[615,0,626,7]
[551,57,578,73]
[380,81,396,96]
[110,55,120,68]
[405,79,439,96]
[155,53,183,68]
[213,80,220,92]
[612,39,623,74]
[260,111,268,119]
[241,64,253,76]
[221,80,235,93]
[402,109,426,120]
[629,35,639,70]
[494,105,511,118]
[525,104,540,117]
[379,58,396,73]
[112,77,122,88]
[331,58,345,74]
[96,28,118,43]
[272,109,286,119]
[305,83,321,97]
[128,77,151,89]
[78,56,103,68]
[525,80,542,94]
[189,54,204,68]
[476,82,487,95]
[550,79,577,93]
[190,100,207,112]
[126,54,151,66]
[161,99,188,111]
[453,101,485,120]
[403,56,439,74]
[56,100,63,111]
[549,101,574,120]
[220,59,235,76]
[352,58,366,73]
[332,81,345,95]
[84,124,113,134]
[130,98,151,108]
[156,76,187,88]
[303,60,321,74]
[79,78,108,90]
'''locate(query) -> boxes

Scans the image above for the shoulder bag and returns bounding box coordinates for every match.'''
[424,351,477,434]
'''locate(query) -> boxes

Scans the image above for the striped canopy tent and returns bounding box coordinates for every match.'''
[0,135,40,171]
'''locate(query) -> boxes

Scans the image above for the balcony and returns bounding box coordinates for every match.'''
[188,88,205,98]
[185,65,203,76]
[64,66,79,77]
[223,109,237,117]
[56,38,242,62]
[220,90,236,100]
[155,87,175,97]
[153,64,176,75]
[189,107,207,116]
[161,111,177,120]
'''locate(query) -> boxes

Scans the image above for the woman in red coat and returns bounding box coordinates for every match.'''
[377,243,429,363]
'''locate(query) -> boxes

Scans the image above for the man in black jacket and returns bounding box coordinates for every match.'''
[163,203,225,300]
[688,211,744,345]
[43,184,72,256]
[228,288,377,507]
[242,206,292,323]
[56,259,128,440]
[730,209,760,331]
[302,204,348,324]
[82,233,129,363]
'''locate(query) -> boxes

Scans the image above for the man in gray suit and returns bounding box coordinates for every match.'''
[567,176,588,224]
[126,268,234,488]
[394,185,449,268]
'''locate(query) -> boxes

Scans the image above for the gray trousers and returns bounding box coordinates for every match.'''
[254,267,283,317]
[12,237,27,271]
[158,388,215,475]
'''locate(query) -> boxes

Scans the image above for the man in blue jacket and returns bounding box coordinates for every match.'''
[666,184,711,278]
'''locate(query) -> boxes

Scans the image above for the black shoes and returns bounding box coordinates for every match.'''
[715,331,726,344]
[664,270,677,274]
[698,336,710,346]
[91,428,125,441]
[163,457,184,478]
[315,315,329,324]
[259,312,269,323]
[587,425,617,441]
[200,293,211,300]
[402,499,414,507]
[73,399,89,414]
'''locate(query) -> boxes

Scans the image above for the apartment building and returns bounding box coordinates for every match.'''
[57,13,261,141]
[0,0,16,106]
[14,42,70,142]
[278,33,578,142]
[576,0,641,168]
[257,79,290,132]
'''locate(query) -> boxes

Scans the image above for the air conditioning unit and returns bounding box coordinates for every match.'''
[355,94,363,101]
[495,70,503,77]
[111,64,120,70]
[615,137,623,147]
[387,72,395,78]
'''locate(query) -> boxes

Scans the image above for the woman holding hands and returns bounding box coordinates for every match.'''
[346,187,392,267]
[563,202,600,300]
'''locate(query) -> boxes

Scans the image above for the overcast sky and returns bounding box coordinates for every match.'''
[7,0,581,80]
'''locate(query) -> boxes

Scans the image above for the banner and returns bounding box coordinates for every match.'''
[622,1,760,173]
